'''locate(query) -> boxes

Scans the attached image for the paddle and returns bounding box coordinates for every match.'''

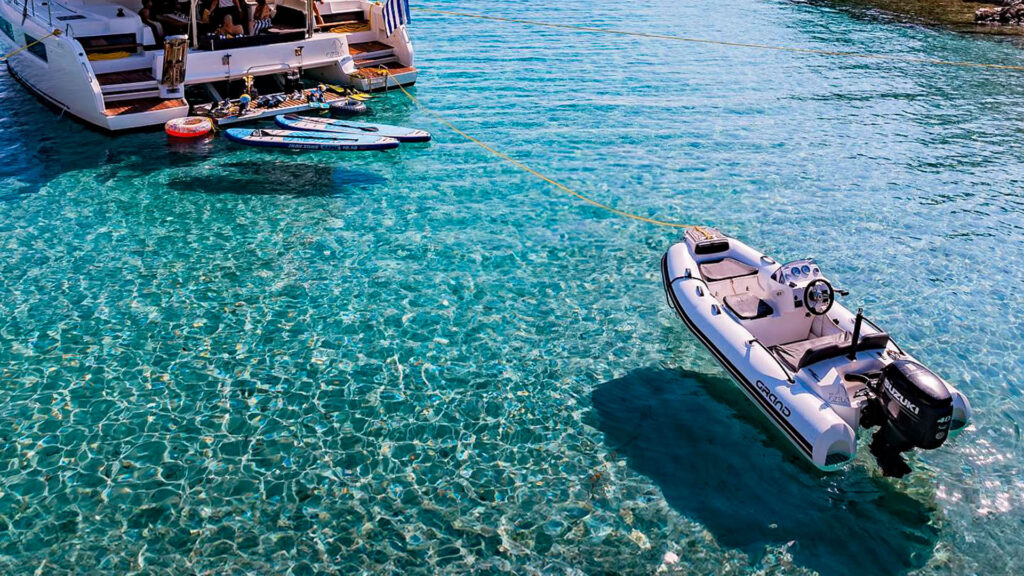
[255,129,365,143]
[323,84,373,101]
[331,123,378,133]
[299,117,380,133]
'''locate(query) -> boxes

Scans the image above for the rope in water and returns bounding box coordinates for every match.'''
[414,7,1024,72]
[379,69,691,229]
[0,29,61,62]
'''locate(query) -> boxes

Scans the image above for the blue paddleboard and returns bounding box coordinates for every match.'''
[275,114,431,143]
[224,128,400,151]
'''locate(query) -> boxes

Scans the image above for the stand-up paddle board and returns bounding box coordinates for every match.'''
[224,128,400,151]
[275,114,431,143]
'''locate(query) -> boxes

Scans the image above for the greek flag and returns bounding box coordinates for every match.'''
[383,0,410,38]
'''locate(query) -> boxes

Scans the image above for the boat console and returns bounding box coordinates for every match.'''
[773,258,823,285]
[770,259,835,317]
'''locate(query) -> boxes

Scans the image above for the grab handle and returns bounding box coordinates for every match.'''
[747,338,795,384]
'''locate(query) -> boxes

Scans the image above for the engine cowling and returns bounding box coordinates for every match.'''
[877,360,954,450]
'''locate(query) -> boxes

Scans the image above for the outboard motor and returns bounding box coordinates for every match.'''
[865,360,953,477]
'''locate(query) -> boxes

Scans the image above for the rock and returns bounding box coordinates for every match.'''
[976,7,1002,21]
[975,0,1024,23]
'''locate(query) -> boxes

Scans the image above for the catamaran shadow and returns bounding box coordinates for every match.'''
[0,97,111,200]
[165,160,387,197]
[0,104,216,201]
[590,366,939,576]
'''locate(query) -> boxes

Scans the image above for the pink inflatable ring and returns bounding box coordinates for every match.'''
[165,116,213,139]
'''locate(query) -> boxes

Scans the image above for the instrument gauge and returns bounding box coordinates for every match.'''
[801,265,811,275]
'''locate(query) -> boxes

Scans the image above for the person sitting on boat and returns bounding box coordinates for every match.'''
[312,0,325,27]
[212,0,243,28]
[250,0,274,35]
[198,0,218,34]
[215,13,245,37]
[139,0,164,42]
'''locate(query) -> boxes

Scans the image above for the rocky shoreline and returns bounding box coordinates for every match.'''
[970,0,1024,25]
[824,0,1024,35]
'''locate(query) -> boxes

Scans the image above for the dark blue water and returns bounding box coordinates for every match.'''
[1,0,1022,573]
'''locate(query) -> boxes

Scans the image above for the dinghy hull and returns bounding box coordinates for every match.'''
[662,249,857,470]
[661,229,971,473]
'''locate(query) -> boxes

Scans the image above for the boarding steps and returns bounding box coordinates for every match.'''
[315,4,368,31]
[346,40,417,91]
[95,68,188,122]
[348,41,399,69]
[97,69,161,103]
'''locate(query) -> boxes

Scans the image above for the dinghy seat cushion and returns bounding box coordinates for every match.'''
[723,293,774,320]
[773,333,849,371]
[699,258,758,282]
[772,331,892,370]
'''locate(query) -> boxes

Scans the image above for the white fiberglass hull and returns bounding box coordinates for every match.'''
[1,9,107,128]
[1,0,413,132]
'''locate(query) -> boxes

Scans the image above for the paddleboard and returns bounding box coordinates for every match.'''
[224,128,400,151]
[275,114,431,143]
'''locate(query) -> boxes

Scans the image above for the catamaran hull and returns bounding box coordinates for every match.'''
[1,9,107,129]
[1,0,417,132]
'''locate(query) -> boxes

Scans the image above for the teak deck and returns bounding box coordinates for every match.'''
[348,41,393,57]
[96,70,156,86]
[354,63,416,78]
[103,98,187,117]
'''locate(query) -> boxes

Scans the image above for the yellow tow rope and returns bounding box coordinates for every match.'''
[414,8,1024,72]
[378,68,691,229]
[1,29,61,62]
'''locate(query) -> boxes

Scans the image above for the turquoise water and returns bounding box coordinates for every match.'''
[2,0,1024,573]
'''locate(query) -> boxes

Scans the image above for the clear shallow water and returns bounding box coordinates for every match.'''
[1,0,1023,573]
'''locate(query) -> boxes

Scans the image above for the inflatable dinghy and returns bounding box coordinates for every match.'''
[275,114,431,142]
[223,128,399,151]
[662,227,971,475]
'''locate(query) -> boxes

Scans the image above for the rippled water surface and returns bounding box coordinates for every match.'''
[2,0,1024,573]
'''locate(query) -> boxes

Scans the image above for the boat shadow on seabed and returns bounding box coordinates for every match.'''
[590,366,940,576]
[164,160,388,198]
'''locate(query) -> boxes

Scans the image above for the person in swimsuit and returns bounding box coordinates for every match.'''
[311,0,325,27]
[250,0,273,34]
[215,13,244,37]
[213,0,242,28]
[139,0,164,42]
[197,0,218,34]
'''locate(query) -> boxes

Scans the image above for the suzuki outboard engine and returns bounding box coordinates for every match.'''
[866,360,953,477]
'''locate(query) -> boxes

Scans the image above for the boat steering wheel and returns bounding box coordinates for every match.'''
[803,279,835,316]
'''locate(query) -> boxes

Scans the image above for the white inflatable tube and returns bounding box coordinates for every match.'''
[663,245,857,470]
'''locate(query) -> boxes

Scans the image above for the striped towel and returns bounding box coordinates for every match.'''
[383,0,410,38]
[252,17,272,35]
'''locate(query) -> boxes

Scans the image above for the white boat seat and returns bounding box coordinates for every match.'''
[699,258,757,282]
[772,331,891,371]
[723,293,774,320]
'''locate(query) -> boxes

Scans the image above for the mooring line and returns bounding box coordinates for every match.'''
[380,69,691,228]
[415,7,1024,72]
